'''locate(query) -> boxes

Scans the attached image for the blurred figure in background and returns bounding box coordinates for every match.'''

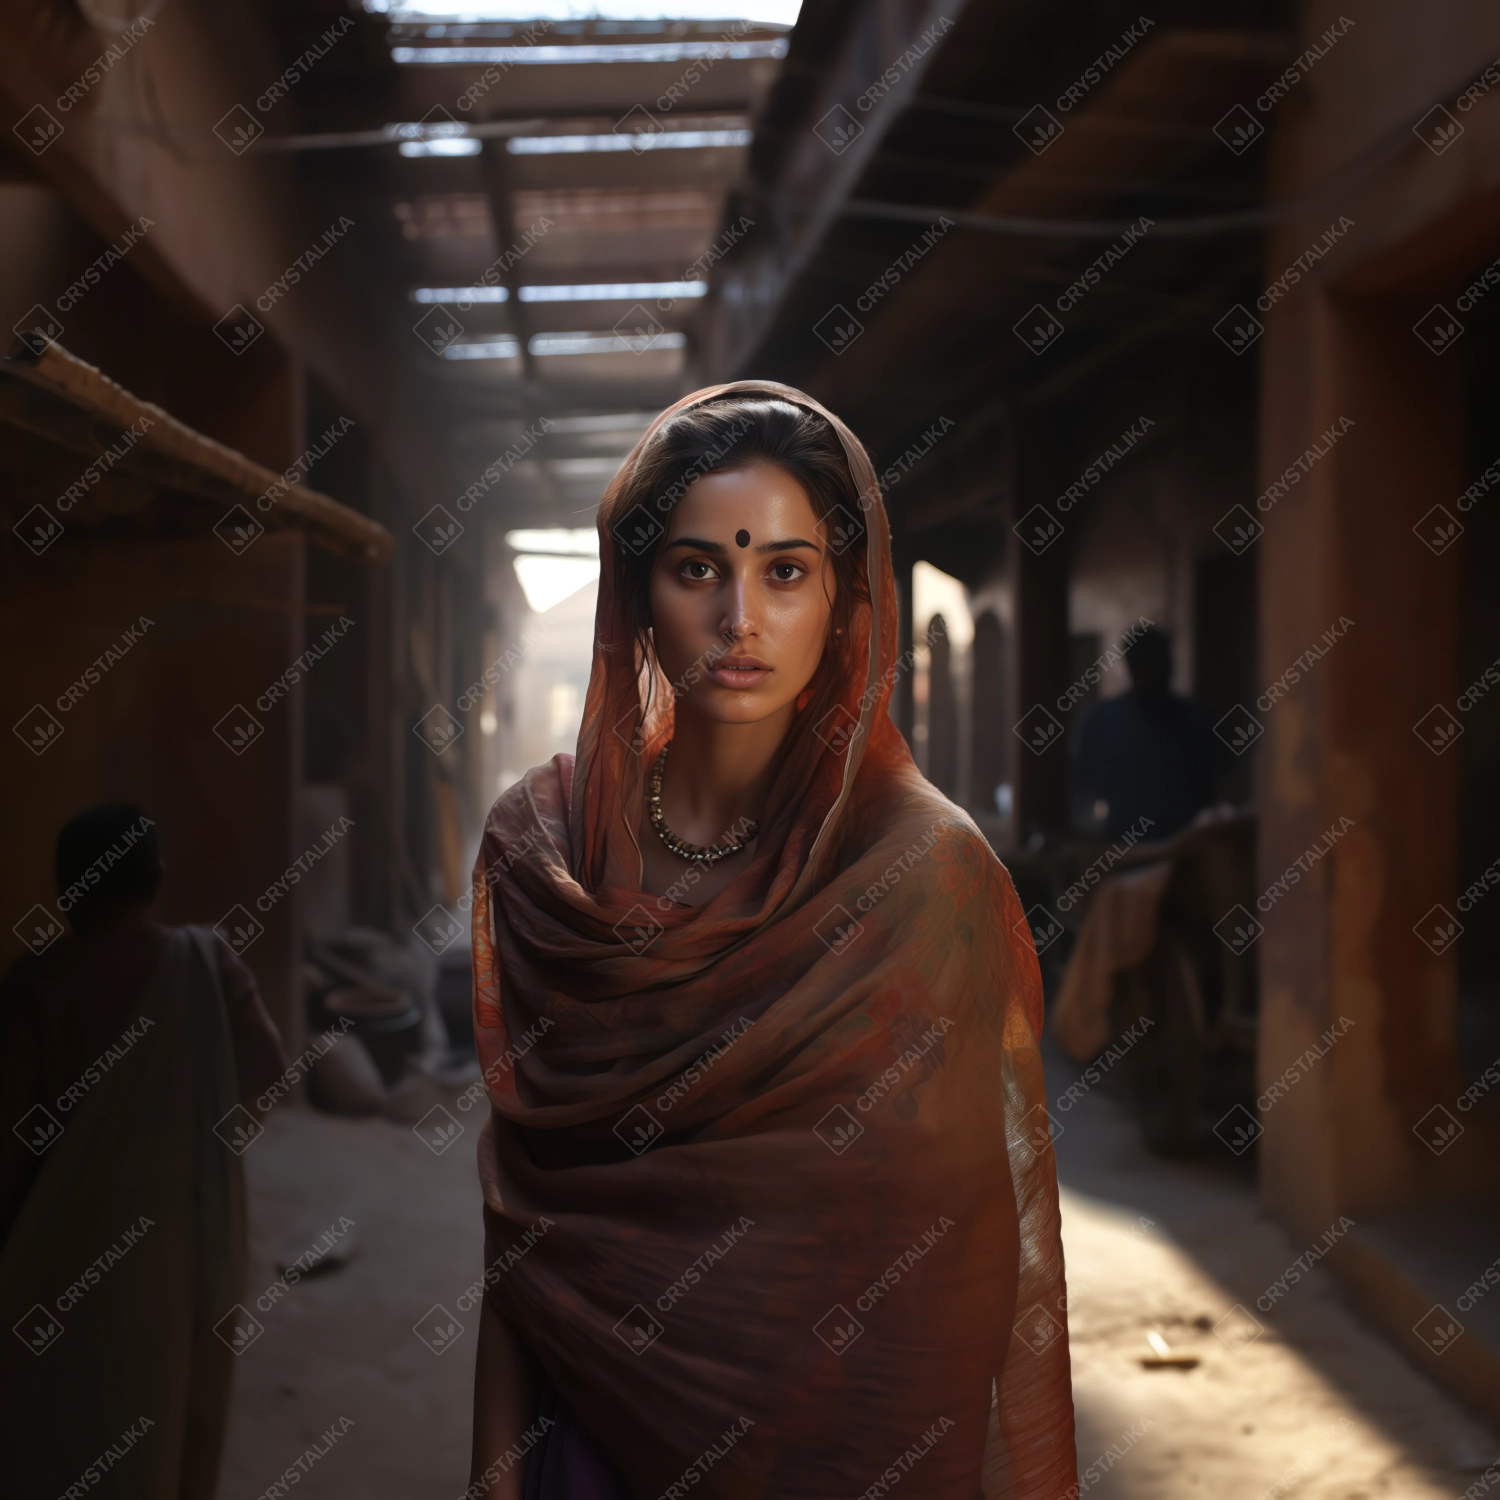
[1072,626,1223,841]
[0,803,286,1499]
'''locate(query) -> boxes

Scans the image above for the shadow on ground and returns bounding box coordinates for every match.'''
[1044,1035,1497,1499]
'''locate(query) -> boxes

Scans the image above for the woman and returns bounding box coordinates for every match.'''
[468,382,1075,1499]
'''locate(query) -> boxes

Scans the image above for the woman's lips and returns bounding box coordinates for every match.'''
[708,658,771,689]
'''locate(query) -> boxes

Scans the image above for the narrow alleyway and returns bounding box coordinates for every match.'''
[6,5,1500,1497]
[218,1055,1497,1500]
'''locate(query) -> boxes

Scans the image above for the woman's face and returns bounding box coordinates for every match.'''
[649,462,836,727]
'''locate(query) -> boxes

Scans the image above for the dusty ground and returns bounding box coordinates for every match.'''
[218,1056,1499,1499]
[1048,1037,1497,1499]
[219,1074,483,1500]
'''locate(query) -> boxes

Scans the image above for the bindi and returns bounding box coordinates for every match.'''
[735,529,750,548]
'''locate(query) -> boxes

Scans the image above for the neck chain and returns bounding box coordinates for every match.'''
[648,741,758,865]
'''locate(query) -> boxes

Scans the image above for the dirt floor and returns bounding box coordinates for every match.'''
[1047,1038,1496,1499]
[217,1053,1499,1500]
[218,1072,483,1500]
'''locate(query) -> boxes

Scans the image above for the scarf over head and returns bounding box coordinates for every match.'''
[471,380,1076,1499]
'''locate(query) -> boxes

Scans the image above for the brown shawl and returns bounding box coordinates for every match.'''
[472,381,1075,1498]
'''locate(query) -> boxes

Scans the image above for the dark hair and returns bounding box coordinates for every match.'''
[1124,625,1172,682]
[55,803,163,926]
[603,398,871,693]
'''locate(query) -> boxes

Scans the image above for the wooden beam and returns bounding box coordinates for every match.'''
[1,344,392,562]
[706,0,969,376]
[801,29,1288,418]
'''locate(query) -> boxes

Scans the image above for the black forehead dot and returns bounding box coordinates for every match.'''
[735,529,750,548]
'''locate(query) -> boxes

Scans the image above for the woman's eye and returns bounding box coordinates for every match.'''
[681,559,716,581]
[770,562,804,582]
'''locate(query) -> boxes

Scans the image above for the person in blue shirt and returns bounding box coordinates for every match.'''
[1072,626,1224,842]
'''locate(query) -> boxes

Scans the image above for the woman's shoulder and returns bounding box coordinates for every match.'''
[844,766,1003,877]
[489,754,573,822]
[481,756,574,871]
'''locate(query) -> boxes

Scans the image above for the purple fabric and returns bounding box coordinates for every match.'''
[524,1376,631,1500]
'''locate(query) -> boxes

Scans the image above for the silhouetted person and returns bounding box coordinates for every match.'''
[1072,628,1221,841]
[0,804,286,1498]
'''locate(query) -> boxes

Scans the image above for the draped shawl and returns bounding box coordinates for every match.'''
[472,381,1075,1499]
[0,927,245,1498]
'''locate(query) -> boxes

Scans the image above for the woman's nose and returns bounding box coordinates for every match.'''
[720,571,755,638]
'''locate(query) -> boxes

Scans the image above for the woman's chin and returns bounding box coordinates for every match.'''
[676,692,798,728]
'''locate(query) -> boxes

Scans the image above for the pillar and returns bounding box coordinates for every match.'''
[1007,472,1071,839]
[1257,288,1468,1238]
